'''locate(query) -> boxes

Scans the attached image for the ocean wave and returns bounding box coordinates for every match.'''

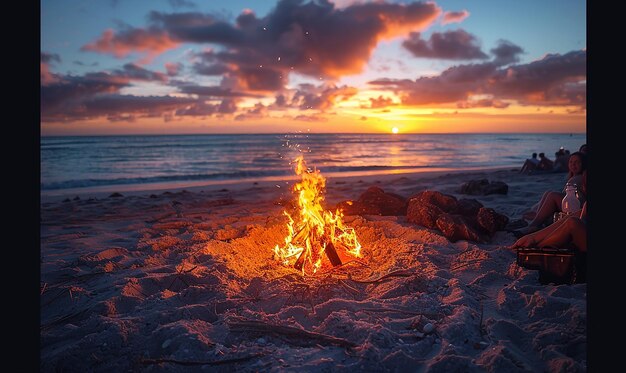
[40,164,435,190]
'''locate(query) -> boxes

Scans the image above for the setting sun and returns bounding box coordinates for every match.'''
[391,127,399,134]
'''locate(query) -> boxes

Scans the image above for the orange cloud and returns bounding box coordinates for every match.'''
[370,50,586,107]
[81,28,179,59]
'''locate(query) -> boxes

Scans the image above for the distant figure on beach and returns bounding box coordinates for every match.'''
[537,153,553,171]
[553,150,570,173]
[516,153,587,236]
[520,153,540,173]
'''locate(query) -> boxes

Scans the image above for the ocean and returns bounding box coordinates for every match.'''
[41,133,586,195]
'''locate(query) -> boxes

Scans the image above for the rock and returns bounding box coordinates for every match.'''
[109,192,123,198]
[408,190,458,212]
[149,194,158,198]
[423,323,435,334]
[452,198,484,216]
[336,200,376,216]
[73,196,80,201]
[257,338,266,345]
[161,339,171,349]
[357,186,407,215]
[485,181,508,195]
[436,213,488,243]
[476,207,509,234]
[62,198,71,203]
[406,202,444,230]
[460,179,508,195]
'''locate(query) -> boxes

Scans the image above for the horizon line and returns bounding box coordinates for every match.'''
[41,131,587,138]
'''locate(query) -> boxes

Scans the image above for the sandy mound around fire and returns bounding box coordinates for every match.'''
[40,169,586,372]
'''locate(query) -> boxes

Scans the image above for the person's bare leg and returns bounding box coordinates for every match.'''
[537,217,587,252]
[526,191,563,230]
[511,217,567,248]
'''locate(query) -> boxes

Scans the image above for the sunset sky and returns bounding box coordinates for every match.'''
[41,0,586,135]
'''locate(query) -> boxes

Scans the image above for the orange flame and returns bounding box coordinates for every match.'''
[273,156,362,275]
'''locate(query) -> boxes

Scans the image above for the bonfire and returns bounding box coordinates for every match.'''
[273,156,362,275]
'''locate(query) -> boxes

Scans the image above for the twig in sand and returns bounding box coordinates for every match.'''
[479,302,487,338]
[360,307,441,319]
[348,269,414,284]
[321,259,370,273]
[450,259,485,272]
[227,318,357,348]
[40,283,47,295]
[338,279,360,296]
[140,353,265,367]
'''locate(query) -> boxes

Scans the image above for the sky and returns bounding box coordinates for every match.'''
[41,0,586,135]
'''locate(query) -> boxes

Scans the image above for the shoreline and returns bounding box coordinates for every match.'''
[40,165,512,203]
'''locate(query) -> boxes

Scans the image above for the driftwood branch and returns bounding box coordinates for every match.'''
[227,318,356,348]
[140,353,265,366]
[450,259,485,271]
[359,307,441,319]
[349,269,414,284]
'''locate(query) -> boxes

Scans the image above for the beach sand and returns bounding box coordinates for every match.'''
[40,168,586,372]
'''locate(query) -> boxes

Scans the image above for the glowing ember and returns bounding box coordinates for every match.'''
[273,155,362,275]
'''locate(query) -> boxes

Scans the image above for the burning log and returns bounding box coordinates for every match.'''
[293,235,343,272]
[273,156,362,275]
[324,240,343,267]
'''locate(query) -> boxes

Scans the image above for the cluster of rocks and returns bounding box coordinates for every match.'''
[459,179,508,195]
[336,183,509,243]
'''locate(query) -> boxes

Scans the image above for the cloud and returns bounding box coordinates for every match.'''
[81,28,179,59]
[113,63,168,82]
[369,50,586,107]
[456,99,509,109]
[235,103,268,121]
[402,30,488,60]
[42,65,183,121]
[487,51,586,104]
[41,52,61,64]
[165,62,183,76]
[41,52,61,85]
[368,95,394,108]
[293,113,328,122]
[83,0,442,90]
[490,40,524,66]
[176,83,262,97]
[291,83,358,110]
[41,72,130,118]
[81,94,196,117]
[441,10,469,25]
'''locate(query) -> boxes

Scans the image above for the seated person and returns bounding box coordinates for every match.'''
[520,152,540,173]
[516,155,586,236]
[537,152,554,171]
[553,151,569,173]
[511,201,586,253]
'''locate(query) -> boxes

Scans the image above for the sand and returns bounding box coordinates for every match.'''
[40,168,586,372]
